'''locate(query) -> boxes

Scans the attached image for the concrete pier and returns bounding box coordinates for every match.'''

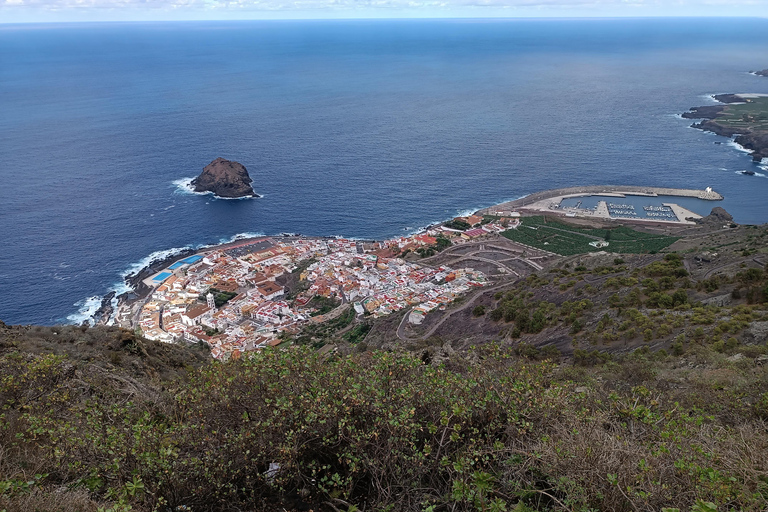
[482,185,722,214]
[479,185,721,226]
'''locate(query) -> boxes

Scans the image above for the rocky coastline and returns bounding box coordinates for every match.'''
[80,185,726,326]
[92,291,116,325]
[683,94,768,162]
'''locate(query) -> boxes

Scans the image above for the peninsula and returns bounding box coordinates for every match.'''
[191,157,258,198]
[683,93,768,162]
[751,68,768,77]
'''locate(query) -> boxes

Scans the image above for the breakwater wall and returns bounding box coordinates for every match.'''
[483,185,722,213]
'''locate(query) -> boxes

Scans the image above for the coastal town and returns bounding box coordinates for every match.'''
[111,186,724,360]
[115,214,517,360]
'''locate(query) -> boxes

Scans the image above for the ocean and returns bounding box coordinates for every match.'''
[1,18,767,325]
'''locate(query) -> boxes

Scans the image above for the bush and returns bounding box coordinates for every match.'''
[472,305,486,317]
[756,392,768,420]
[2,327,768,512]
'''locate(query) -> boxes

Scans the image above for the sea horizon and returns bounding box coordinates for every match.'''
[1,17,767,325]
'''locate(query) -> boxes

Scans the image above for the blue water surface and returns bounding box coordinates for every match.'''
[1,18,767,324]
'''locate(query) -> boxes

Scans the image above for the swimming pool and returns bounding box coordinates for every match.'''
[168,255,203,270]
[152,272,172,282]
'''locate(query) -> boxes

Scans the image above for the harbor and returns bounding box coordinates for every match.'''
[482,186,723,225]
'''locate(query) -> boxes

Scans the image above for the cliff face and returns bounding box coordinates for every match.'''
[683,95,768,162]
[191,158,257,198]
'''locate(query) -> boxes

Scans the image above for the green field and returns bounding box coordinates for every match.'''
[717,97,768,131]
[502,216,678,255]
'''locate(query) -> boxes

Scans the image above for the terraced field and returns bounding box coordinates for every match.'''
[716,96,768,131]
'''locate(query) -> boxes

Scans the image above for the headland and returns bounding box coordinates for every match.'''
[683,93,768,162]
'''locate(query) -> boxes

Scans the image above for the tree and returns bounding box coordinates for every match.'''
[672,289,688,307]
[436,236,452,251]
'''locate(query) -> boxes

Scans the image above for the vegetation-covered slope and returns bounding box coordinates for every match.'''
[1,321,768,511]
[2,221,768,512]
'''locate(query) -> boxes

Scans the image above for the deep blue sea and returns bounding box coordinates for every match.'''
[1,18,768,325]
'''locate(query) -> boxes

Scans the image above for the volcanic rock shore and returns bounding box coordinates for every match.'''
[683,94,768,162]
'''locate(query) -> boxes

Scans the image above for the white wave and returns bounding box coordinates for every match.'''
[112,280,134,297]
[217,194,259,201]
[173,177,208,196]
[687,124,718,133]
[66,296,102,326]
[726,139,753,155]
[328,235,373,241]
[105,293,121,326]
[208,231,267,246]
[172,177,259,200]
[400,195,529,236]
[67,245,198,325]
[123,246,196,280]
[733,170,767,178]
[701,94,722,104]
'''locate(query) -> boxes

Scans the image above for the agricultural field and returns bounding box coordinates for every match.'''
[717,96,768,131]
[502,216,678,255]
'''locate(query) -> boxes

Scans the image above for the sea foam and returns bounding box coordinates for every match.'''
[66,296,103,326]
[726,139,753,155]
[172,178,259,200]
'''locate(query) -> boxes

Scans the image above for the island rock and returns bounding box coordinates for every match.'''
[191,158,258,198]
[752,69,768,77]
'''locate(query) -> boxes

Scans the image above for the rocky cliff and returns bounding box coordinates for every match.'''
[191,158,257,198]
[683,94,768,162]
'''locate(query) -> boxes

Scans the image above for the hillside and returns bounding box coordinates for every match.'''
[1,219,767,512]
